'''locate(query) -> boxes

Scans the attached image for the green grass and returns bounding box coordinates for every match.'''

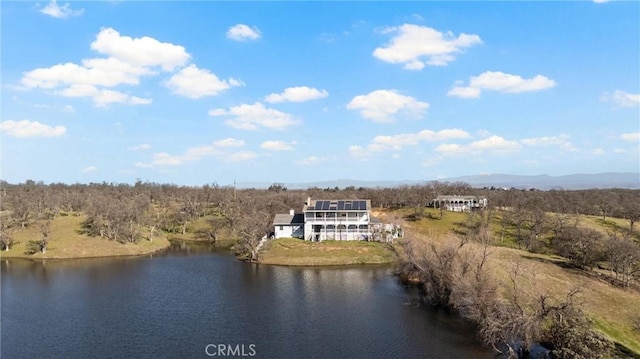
[592,317,640,357]
[258,237,397,266]
[582,215,640,240]
[1,215,170,259]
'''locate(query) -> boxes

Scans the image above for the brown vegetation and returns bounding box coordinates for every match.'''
[1,179,639,355]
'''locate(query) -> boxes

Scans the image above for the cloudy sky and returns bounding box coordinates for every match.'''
[1,1,638,186]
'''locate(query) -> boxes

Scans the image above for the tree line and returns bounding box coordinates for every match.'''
[1,180,638,261]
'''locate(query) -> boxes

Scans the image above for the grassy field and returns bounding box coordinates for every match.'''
[376,208,640,356]
[258,237,397,266]
[0,215,171,259]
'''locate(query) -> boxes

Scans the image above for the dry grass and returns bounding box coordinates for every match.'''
[258,237,396,266]
[376,208,640,355]
[0,215,170,259]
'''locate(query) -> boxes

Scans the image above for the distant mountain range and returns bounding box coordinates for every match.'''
[237,172,640,190]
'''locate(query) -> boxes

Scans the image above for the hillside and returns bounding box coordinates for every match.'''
[375,208,640,356]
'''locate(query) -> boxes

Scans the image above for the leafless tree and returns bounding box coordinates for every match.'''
[554,227,604,269]
[606,232,640,287]
[233,202,272,261]
[0,221,16,251]
[618,192,640,232]
[478,264,613,358]
[39,220,51,254]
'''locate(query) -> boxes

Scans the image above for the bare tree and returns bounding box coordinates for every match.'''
[554,227,604,269]
[619,192,640,232]
[0,222,16,251]
[233,204,272,261]
[478,265,613,359]
[39,220,51,254]
[606,233,640,287]
[592,191,618,222]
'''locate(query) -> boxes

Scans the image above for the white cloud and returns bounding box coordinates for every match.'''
[521,134,577,151]
[128,144,152,151]
[435,135,521,155]
[621,132,640,142]
[40,0,84,18]
[81,166,97,173]
[590,148,605,155]
[57,85,152,107]
[601,90,640,107]
[446,86,481,99]
[166,64,243,99]
[469,135,521,152]
[149,152,187,166]
[371,129,470,151]
[593,0,611,3]
[226,24,261,41]
[373,24,482,70]
[349,145,370,160]
[349,129,470,159]
[265,86,328,103]
[448,71,556,98]
[22,58,152,89]
[260,140,295,151]
[209,102,299,130]
[0,120,66,138]
[136,137,247,167]
[346,89,429,123]
[91,28,190,71]
[20,28,195,107]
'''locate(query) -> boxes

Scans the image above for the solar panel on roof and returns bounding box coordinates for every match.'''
[353,201,360,210]
[323,201,330,210]
[360,200,367,210]
[337,201,344,210]
[345,202,352,210]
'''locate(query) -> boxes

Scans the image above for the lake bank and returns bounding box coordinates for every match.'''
[376,209,640,357]
[0,215,172,259]
[258,238,397,266]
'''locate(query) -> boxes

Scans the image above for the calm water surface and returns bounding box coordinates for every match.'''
[1,244,494,358]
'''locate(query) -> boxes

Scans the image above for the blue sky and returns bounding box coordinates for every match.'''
[1,1,639,186]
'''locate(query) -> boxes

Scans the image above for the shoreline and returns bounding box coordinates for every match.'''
[0,239,172,260]
[256,238,398,266]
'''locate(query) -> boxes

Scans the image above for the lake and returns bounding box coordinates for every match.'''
[1,243,495,358]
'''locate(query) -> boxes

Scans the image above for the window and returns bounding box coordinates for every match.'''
[279,226,283,230]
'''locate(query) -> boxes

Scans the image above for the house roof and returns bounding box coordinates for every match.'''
[303,199,371,212]
[436,195,485,201]
[273,213,304,226]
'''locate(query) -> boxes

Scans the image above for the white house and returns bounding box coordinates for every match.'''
[303,198,372,241]
[273,209,304,239]
[272,198,374,241]
[434,195,488,212]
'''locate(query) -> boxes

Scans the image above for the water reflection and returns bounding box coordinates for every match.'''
[1,244,494,359]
